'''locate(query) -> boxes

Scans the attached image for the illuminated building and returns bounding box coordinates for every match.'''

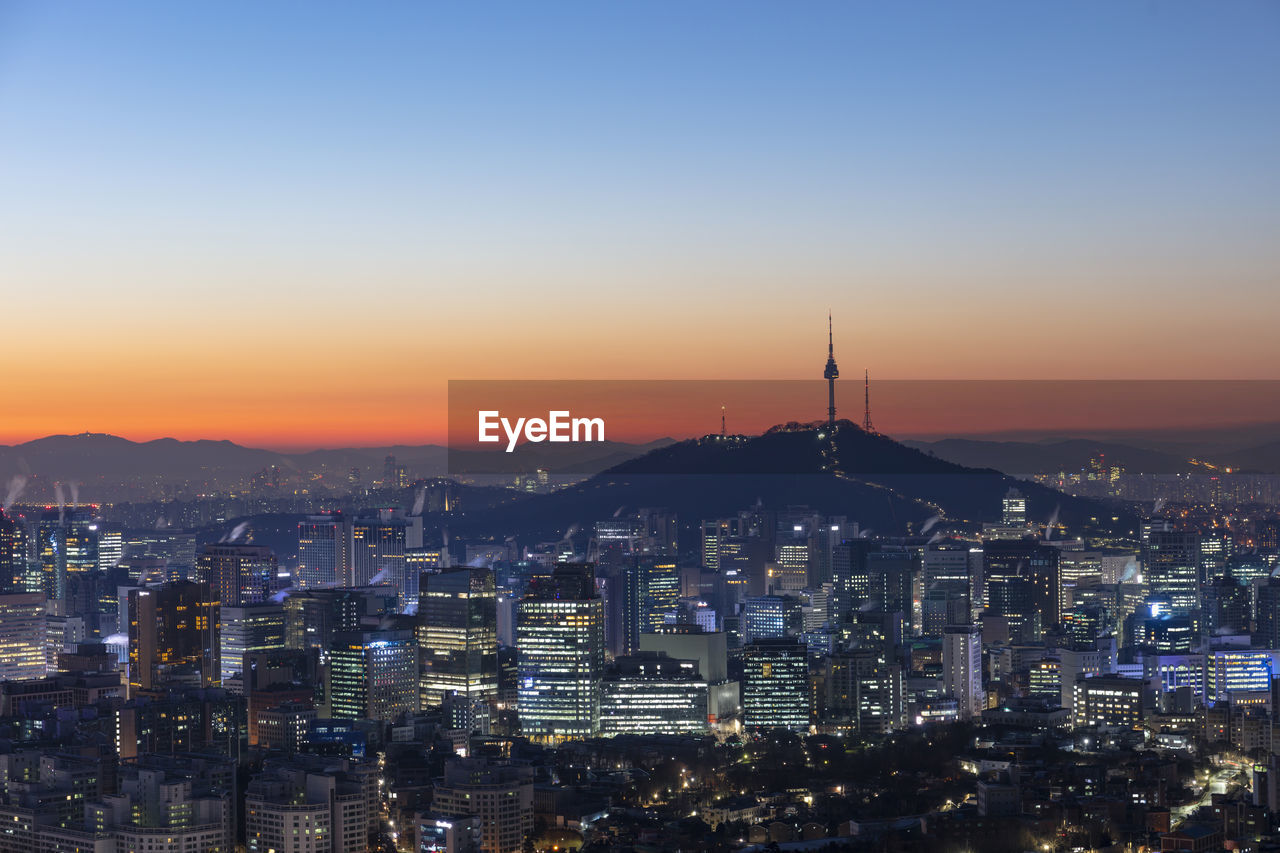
[127,581,221,694]
[431,758,533,853]
[982,540,1061,629]
[414,813,479,853]
[0,593,47,681]
[600,652,707,735]
[0,510,24,593]
[516,563,604,743]
[638,629,738,726]
[298,513,349,589]
[246,756,377,853]
[1206,650,1277,705]
[824,649,905,734]
[283,586,399,653]
[742,595,800,643]
[942,624,983,719]
[1072,674,1143,728]
[742,637,809,731]
[325,629,418,722]
[1145,530,1201,613]
[220,603,287,689]
[36,507,99,600]
[350,510,423,605]
[640,558,680,631]
[1028,657,1062,701]
[197,543,277,608]
[417,566,498,707]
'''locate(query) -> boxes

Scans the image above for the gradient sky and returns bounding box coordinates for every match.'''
[1,2,1277,448]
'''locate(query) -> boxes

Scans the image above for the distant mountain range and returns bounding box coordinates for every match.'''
[0,432,672,499]
[450,420,1137,542]
[905,422,1280,475]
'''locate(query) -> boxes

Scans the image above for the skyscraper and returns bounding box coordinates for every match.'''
[350,510,423,605]
[1145,530,1202,613]
[0,593,46,681]
[297,513,349,589]
[197,543,278,608]
[36,507,99,600]
[127,580,221,694]
[516,563,605,743]
[417,566,498,708]
[943,624,984,719]
[326,629,419,722]
[220,603,287,688]
[742,637,810,731]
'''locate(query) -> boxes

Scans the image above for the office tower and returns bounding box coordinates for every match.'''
[1072,675,1143,728]
[742,637,809,731]
[830,538,877,629]
[417,566,498,707]
[742,595,801,643]
[125,530,199,576]
[982,540,1061,628]
[986,576,1043,643]
[1145,530,1202,613]
[244,648,321,748]
[867,549,915,615]
[1062,603,1108,651]
[700,519,736,570]
[1056,638,1116,714]
[197,543,278,607]
[432,759,534,853]
[45,610,86,672]
[824,649,906,734]
[350,509,423,605]
[284,586,399,652]
[1204,573,1251,637]
[601,652,708,735]
[1002,488,1027,525]
[0,593,47,681]
[0,511,25,593]
[36,507,99,600]
[326,629,419,722]
[942,624,983,719]
[640,558,680,631]
[1206,650,1275,705]
[220,603,287,688]
[600,562,642,658]
[772,536,810,593]
[1257,578,1280,650]
[640,507,679,557]
[298,512,349,589]
[638,629,737,726]
[516,563,604,743]
[127,581,221,694]
[922,587,970,638]
[413,814,479,853]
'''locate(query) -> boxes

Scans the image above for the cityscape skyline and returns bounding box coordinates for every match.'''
[2,2,1279,446]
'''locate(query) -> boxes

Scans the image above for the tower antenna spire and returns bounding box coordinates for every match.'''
[823,312,839,429]
[863,368,875,433]
[721,405,726,438]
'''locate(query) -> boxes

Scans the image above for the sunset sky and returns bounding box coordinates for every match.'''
[1,2,1277,448]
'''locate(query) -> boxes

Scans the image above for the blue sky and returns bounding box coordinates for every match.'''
[0,1,1277,443]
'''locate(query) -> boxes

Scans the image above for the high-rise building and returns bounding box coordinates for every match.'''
[824,649,905,734]
[283,586,399,652]
[197,543,278,608]
[220,603,287,688]
[516,563,604,743]
[742,637,809,731]
[1145,530,1202,613]
[0,511,26,594]
[417,567,498,708]
[127,581,221,694]
[640,558,680,631]
[942,624,983,719]
[601,652,708,736]
[1072,674,1143,728]
[298,513,349,589]
[246,756,377,853]
[350,510,423,605]
[0,593,46,681]
[742,595,800,643]
[432,759,533,853]
[325,629,419,722]
[36,508,99,600]
[982,540,1061,629]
